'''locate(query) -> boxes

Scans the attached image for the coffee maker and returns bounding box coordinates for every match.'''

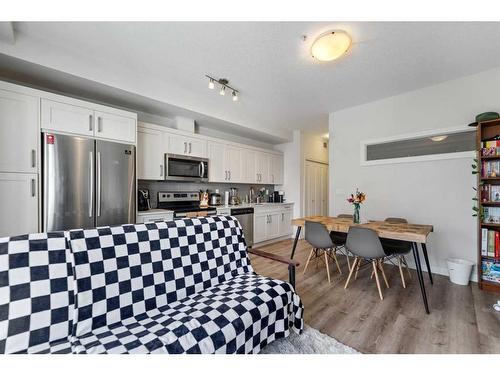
[138,189,151,211]
[273,190,284,203]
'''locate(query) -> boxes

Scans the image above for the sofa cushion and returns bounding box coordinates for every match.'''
[0,232,74,354]
[71,272,303,354]
[68,217,252,337]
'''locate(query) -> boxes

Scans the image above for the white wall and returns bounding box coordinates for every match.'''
[275,130,303,220]
[329,66,500,281]
[302,131,329,164]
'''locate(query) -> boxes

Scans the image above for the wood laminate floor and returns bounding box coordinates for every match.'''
[250,239,500,354]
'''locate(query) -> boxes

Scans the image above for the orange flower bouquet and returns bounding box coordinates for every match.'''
[347,189,366,223]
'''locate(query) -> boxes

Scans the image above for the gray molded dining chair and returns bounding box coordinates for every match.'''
[344,226,389,300]
[330,214,354,268]
[381,217,412,288]
[303,221,343,283]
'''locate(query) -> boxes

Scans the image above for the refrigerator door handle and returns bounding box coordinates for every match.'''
[89,151,93,218]
[97,151,101,217]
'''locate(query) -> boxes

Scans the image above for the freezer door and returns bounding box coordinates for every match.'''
[43,132,95,231]
[95,140,135,227]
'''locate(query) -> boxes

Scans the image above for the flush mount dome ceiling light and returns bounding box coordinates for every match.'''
[310,30,352,62]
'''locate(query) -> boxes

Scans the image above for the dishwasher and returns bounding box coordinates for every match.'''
[229,207,254,247]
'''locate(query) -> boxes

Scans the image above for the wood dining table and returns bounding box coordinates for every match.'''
[290,216,434,314]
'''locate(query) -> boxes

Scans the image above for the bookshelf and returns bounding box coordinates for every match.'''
[477,118,500,293]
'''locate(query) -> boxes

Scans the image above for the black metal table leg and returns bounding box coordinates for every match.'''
[412,242,430,314]
[290,226,302,259]
[420,243,433,285]
[288,264,296,289]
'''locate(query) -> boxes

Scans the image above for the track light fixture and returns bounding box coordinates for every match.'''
[205,75,239,102]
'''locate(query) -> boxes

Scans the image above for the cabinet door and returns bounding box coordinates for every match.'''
[137,127,165,180]
[167,134,206,158]
[0,173,38,237]
[41,99,94,137]
[254,213,268,243]
[187,138,207,158]
[269,154,284,185]
[0,90,39,173]
[243,149,257,183]
[225,146,242,183]
[208,141,226,182]
[255,152,270,184]
[267,213,281,239]
[279,209,293,237]
[94,111,136,144]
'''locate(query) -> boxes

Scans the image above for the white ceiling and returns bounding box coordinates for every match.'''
[2,22,500,142]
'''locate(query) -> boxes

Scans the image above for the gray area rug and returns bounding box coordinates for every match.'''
[260,325,359,354]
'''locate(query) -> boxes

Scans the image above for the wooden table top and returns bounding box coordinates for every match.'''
[291,216,433,243]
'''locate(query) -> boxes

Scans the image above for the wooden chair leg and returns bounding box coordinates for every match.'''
[378,259,390,288]
[398,256,406,288]
[324,251,331,284]
[372,261,384,300]
[332,250,342,275]
[344,257,359,289]
[302,248,315,275]
[354,258,362,280]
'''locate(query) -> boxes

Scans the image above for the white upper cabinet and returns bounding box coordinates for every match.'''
[167,133,207,158]
[255,152,270,184]
[94,110,136,144]
[137,127,165,180]
[208,141,226,182]
[208,142,243,183]
[0,89,39,173]
[225,146,242,183]
[243,149,256,183]
[41,99,94,136]
[270,153,284,185]
[41,99,136,144]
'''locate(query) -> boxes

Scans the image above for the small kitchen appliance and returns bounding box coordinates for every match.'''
[273,191,284,203]
[209,190,221,206]
[229,187,239,205]
[138,189,151,211]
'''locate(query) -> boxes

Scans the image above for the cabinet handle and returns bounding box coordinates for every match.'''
[189,142,192,154]
[225,171,227,180]
[97,117,103,132]
[160,165,163,177]
[272,174,274,183]
[282,213,284,221]
[30,178,36,197]
[228,170,231,181]
[184,142,187,153]
[89,114,93,131]
[31,149,36,168]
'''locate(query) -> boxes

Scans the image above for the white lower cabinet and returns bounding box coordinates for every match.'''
[0,173,38,237]
[253,204,294,245]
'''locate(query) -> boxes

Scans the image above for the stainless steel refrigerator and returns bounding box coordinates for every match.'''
[43,132,135,231]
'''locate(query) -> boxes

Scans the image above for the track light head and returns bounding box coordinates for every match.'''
[232,91,238,101]
[219,86,226,96]
[208,79,215,89]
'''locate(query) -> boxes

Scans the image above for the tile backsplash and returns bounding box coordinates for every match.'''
[138,180,275,208]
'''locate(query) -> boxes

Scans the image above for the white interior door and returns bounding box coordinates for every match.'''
[305,160,328,217]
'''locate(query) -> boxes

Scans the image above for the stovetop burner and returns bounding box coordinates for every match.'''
[157,191,217,217]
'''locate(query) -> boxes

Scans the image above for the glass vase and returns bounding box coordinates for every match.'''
[353,204,360,224]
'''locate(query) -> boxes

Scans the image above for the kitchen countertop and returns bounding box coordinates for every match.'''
[215,202,294,209]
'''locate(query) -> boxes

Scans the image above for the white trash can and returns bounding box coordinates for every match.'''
[447,258,475,286]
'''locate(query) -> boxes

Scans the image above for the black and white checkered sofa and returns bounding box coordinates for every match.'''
[1,216,303,354]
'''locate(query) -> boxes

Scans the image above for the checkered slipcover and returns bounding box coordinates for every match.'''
[68,216,303,354]
[0,232,74,354]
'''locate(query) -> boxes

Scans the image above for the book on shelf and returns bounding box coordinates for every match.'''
[480,184,500,202]
[482,260,500,284]
[482,206,500,224]
[481,228,500,258]
[481,160,500,178]
[481,140,500,156]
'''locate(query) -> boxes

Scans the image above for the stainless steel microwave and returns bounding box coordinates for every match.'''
[164,154,209,182]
